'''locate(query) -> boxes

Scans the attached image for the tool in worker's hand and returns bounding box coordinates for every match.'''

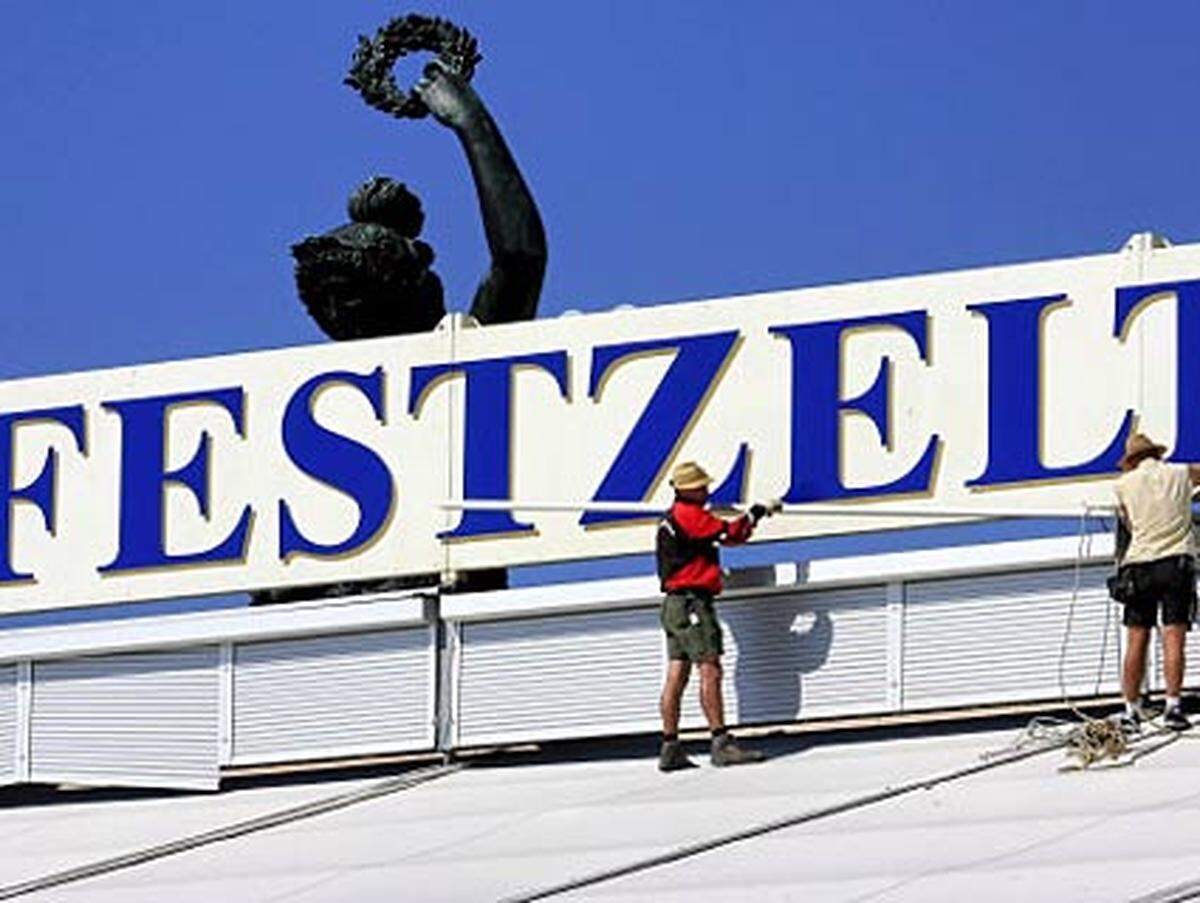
[749,499,784,524]
[441,499,1115,519]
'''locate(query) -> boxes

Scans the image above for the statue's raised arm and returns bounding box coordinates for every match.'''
[415,61,546,325]
[291,15,546,343]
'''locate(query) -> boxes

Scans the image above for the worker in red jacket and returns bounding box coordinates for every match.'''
[656,460,779,771]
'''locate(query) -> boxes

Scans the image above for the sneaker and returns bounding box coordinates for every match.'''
[1163,707,1191,732]
[658,740,698,772]
[710,733,765,767]
[1118,710,1143,737]
[1139,694,1163,719]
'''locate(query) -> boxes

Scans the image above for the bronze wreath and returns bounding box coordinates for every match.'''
[345,14,482,120]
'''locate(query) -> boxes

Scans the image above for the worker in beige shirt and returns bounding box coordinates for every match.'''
[1113,432,1200,732]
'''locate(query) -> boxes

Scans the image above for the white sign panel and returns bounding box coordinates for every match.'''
[0,239,1195,613]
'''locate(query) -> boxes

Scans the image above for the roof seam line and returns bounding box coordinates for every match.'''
[0,762,461,901]
[498,741,1066,903]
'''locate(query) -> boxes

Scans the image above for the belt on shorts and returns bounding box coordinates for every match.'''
[668,588,714,602]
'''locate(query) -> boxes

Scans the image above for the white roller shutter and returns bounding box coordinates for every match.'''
[30,647,219,791]
[0,664,16,785]
[456,586,891,744]
[231,628,434,765]
[902,565,1120,710]
[457,609,664,746]
[717,585,890,725]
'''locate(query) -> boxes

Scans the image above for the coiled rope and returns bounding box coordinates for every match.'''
[991,509,1131,769]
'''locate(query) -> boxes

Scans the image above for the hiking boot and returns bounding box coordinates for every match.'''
[1163,707,1191,732]
[710,733,765,767]
[658,740,698,772]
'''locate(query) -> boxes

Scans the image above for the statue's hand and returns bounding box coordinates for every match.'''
[414,60,480,130]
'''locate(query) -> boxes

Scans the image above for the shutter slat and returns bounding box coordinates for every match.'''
[232,628,433,765]
[0,665,15,786]
[30,648,218,791]
[457,586,890,744]
[716,587,889,725]
[903,565,1122,709]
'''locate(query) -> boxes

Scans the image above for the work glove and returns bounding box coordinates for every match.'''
[749,499,783,524]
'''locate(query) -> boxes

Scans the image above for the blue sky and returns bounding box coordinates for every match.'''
[1,2,1191,618]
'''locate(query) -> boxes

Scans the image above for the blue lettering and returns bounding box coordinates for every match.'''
[100,388,251,572]
[279,368,394,559]
[1115,279,1200,459]
[967,295,1131,486]
[583,332,743,525]
[771,311,939,502]
[410,352,568,539]
[0,406,85,583]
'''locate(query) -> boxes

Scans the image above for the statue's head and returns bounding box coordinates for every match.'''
[292,177,446,340]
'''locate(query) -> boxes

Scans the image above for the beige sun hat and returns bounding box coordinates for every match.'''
[1119,432,1167,470]
[670,461,712,490]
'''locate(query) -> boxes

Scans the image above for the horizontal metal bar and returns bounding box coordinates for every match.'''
[439,499,1116,520]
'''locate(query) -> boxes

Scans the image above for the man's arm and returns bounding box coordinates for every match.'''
[721,514,755,545]
[415,63,546,325]
[1114,507,1131,565]
[1111,481,1130,565]
[722,501,781,545]
[1188,463,1200,486]
[676,506,773,547]
[672,505,746,545]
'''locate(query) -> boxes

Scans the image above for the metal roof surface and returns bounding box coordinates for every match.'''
[2,719,1197,902]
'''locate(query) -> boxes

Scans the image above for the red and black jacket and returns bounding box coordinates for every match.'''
[656,500,754,595]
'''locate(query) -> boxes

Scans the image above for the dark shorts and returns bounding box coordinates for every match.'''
[661,590,723,662]
[1121,555,1197,629]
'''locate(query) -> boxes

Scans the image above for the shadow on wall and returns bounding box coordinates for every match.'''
[725,600,834,726]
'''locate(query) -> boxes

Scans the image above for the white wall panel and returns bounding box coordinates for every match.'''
[457,609,664,746]
[457,586,891,745]
[719,586,890,725]
[903,565,1120,710]
[0,664,16,785]
[30,647,219,790]
[231,628,434,765]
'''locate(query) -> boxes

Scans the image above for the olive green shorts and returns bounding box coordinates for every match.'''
[661,591,723,662]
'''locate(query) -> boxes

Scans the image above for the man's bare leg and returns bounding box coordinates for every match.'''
[1163,624,1187,698]
[660,660,691,735]
[697,657,725,730]
[658,660,698,771]
[699,656,764,766]
[1160,623,1192,729]
[1123,625,1151,704]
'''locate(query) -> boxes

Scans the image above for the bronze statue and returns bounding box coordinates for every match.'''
[260,15,542,603]
[293,15,546,339]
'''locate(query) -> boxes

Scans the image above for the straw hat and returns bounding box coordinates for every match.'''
[1119,432,1167,470]
[670,461,712,490]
